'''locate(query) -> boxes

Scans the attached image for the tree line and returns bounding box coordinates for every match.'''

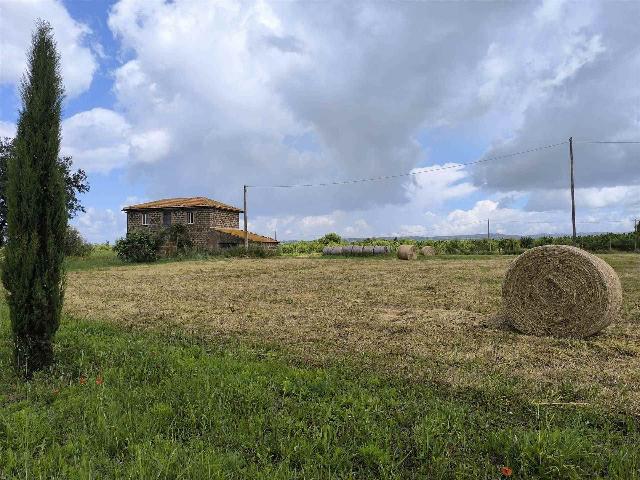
[279,232,639,255]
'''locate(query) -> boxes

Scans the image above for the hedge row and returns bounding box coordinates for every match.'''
[279,232,639,256]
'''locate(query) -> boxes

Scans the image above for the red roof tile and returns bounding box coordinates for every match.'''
[214,228,279,244]
[123,197,242,212]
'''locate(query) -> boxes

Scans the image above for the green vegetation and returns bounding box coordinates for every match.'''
[280,231,639,256]
[2,22,67,376]
[114,229,163,263]
[63,226,93,257]
[0,310,638,478]
[64,246,122,271]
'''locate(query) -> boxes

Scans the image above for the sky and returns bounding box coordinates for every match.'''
[0,0,638,242]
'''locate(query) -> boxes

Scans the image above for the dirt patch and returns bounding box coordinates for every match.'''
[64,255,640,414]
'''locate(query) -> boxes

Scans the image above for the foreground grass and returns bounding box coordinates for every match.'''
[0,311,639,479]
[64,254,640,416]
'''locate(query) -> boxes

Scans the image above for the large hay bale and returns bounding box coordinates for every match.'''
[421,246,436,256]
[373,246,389,255]
[322,246,332,255]
[362,246,374,255]
[397,244,417,260]
[351,246,364,255]
[341,246,353,255]
[502,245,622,338]
[330,246,343,255]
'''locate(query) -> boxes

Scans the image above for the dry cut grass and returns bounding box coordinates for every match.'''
[65,254,640,414]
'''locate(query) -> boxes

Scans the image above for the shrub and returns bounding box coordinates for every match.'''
[319,232,342,245]
[519,236,534,249]
[63,226,93,257]
[93,242,112,253]
[114,230,162,263]
[161,224,193,255]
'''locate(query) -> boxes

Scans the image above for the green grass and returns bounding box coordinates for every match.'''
[1,309,639,479]
[64,248,124,271]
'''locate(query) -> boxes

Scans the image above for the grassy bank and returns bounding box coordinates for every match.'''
[1,311,639,479]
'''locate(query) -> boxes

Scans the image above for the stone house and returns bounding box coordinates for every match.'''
[123,197,278,251]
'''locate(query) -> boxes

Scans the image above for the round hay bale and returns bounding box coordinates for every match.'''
[502,245,622,338]
[373,246,389,255]
[341,245,353,255]
[362,246,374,255]
[421,246,436,256]
[322,246,332,255]
[351,245,364,255]
[397,244,417,260]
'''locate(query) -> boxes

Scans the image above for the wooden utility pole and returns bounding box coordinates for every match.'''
[243,185,248,251]
[487,218,491,252]
[569,137,577,243]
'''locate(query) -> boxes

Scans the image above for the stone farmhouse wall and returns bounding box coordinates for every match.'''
[127,207,240,249]
[207,230,243,249]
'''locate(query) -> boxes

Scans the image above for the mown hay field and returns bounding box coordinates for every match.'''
[65,254,640,414]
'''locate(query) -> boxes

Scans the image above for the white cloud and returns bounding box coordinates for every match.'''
[72,207,124,243]
[0,121,16,139]
[404,164,478,206]
[61,108,170,173]
[103,1,639,219]
[61,108,131,173]
[0,0,98,97]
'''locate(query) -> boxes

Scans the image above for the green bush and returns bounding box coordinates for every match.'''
[161,224,193,255]
[63,226,93,257]
[114,230,162,263]
[318,232,342,245]
[520,236,534,249]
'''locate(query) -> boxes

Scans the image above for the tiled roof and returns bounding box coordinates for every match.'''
[123,197,242,212]
[214,228,279,244]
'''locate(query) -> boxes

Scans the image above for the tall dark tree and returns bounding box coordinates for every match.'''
[0,138,89,245]
[0,139,8,245]
[2,21,67,376]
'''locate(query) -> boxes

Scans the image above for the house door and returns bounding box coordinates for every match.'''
[163,211,172,226]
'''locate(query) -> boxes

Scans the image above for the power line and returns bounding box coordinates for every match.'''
[247,140,568,189]
[575,140,640,144]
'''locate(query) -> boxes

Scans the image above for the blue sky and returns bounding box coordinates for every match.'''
[1,0,638,241]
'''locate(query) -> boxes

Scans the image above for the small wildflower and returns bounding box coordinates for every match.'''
[79,376,87,385]
[500,466,513,477]
[95,376,104,386]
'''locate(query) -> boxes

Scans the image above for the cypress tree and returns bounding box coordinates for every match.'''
[2,21,67,377]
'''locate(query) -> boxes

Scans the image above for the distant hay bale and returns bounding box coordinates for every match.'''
[373,246,389,255]
[341,246,353,255]
[502,245,622,338]
[397,244,417,260]
[322,246,332,255]
[362,246,374,255]
[421,246,436,256]
[330,246,343,255]
[351,246,364,255]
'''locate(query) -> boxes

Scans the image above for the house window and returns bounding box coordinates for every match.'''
[163,211,171,227]
[142,212,149,225]
[187,211,194,224]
